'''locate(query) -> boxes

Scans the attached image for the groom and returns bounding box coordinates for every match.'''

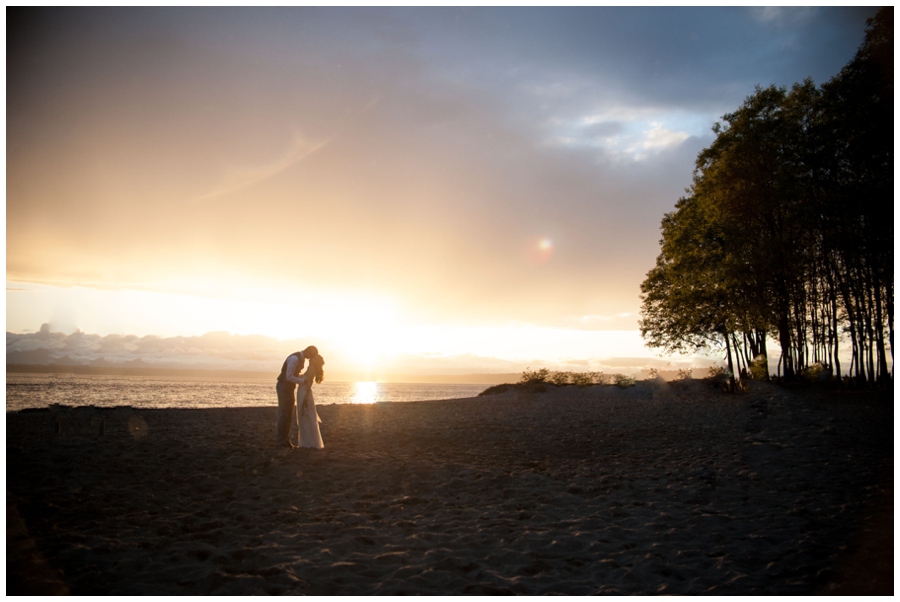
[275,345,319,448]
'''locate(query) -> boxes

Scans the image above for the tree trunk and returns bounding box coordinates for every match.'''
[724,332,737,392]
[758,329,770,382]
[777,313,795,380]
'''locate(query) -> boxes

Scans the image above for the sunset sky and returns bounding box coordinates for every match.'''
[6,6,879,378]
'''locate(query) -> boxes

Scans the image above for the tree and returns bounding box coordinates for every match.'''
[640,8,893,387]
[640,191,747,388]
[815,7,893,384]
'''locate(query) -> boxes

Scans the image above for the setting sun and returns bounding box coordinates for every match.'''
[351,381,378,404]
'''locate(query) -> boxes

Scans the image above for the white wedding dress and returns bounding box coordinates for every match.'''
[296,369,324,449]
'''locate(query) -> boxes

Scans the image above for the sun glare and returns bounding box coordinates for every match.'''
[352,381,378,404]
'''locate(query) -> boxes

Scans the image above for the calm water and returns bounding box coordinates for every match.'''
[4,373,488,413]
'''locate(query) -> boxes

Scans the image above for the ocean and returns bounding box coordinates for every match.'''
[4,373,489,413]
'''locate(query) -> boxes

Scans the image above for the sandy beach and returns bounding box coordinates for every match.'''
[7,379,893,595]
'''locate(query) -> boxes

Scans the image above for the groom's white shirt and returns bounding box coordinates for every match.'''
[284,352,306,385]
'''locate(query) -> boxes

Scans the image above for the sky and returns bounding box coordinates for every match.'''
[5,6,880,378]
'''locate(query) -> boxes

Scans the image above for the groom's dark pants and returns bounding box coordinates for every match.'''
[275,380,296,446]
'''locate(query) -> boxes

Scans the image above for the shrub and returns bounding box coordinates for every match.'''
[591,372,610,385]
[749,355,768,380]
[801,362,829,382]
[707,366,727,379]
[550,371,571,386]
[676,368,693,380]
[647,367,661,379]
[571,372,594,387]
[613,373,635,388]
[520,368,549,384]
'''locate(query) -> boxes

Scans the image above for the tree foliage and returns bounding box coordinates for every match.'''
[640,8,893,386]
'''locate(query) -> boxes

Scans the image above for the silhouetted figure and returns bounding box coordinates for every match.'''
[297,354,325,448]
[275,346,318,448]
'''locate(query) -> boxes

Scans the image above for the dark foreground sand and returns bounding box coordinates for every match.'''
[7,379,893,595]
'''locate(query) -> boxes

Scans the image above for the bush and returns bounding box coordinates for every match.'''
[550,371,571,386]
[613,373,635,388]
[571,372,594,387]
[591,372,610,385]
[677,368,693,380]
[519,368,549,384]
[749,355,768,380]
[801,362,831,382]
[707,366,727,379]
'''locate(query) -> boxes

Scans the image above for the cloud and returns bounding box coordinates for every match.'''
[632,122,691,158]
[7,327,297,372]
[190,96,381,204]
[0,328,545,377]
[191,133,338,203]
[749,6,818,26]
[577,313,634,326]
[6,7,879,338]
[541,101,710,164]
[7,326,722,378]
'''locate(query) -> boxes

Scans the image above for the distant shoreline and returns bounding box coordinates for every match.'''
[5,364,518,385]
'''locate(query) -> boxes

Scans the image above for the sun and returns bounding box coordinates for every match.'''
[352,381,378,404]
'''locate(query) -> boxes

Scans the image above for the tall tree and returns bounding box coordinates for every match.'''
[816,7,893,384]
[640,8,892,386]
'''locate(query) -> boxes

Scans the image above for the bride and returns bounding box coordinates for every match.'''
[295,353,325,448]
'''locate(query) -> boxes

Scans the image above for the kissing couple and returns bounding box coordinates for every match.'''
[275,345,325,449]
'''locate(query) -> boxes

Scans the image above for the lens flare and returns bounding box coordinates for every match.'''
[128,416,149,439]
[525,236,555,265]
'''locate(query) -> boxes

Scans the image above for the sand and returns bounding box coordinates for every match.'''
[6,379,893,595]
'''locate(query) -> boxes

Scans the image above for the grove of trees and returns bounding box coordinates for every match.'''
[640,8,892,387]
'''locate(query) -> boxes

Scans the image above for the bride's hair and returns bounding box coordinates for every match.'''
[312,355,325,384]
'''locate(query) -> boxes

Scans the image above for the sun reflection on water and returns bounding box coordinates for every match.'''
[352,381,378,404]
